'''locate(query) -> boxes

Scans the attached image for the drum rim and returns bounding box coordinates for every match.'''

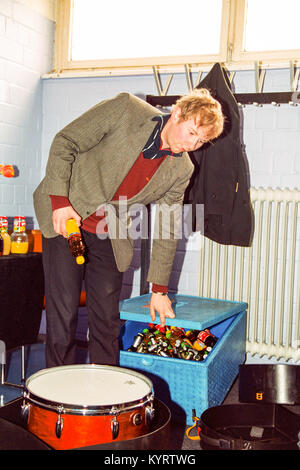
[24,391,154,416]
[24,364,154,415]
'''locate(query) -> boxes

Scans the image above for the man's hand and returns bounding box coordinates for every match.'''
[52,206,82,238]
[149,293,175,327]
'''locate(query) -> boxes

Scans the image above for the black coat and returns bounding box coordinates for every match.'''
[186,63,254,247]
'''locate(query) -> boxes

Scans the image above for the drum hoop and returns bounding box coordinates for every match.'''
[24,391,154,416]
[26,364,153,390]
[24,364,154,416]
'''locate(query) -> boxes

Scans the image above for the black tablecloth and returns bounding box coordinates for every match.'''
[0,253,44,350]
[0,399,51,450]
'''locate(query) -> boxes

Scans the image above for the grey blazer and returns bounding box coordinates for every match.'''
[33,93,194,286]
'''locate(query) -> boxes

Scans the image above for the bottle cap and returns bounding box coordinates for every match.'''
[76,256,85,264]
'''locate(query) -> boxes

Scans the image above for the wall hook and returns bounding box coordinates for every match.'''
[254,62,266,93]
[289,61,300,92]
[152,66,173,96]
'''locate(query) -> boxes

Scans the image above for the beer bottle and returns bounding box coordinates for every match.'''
[192,338,207,351]
[197,329,218,348]
[131,332,144,351]
[169,326,185,338]
[185,330,200,343]
[66,218,85,264]
[147,342,158,353]
[142,328,153,344]
[153,329,165,343]
[165,331,182,348]
[194,349,208,361]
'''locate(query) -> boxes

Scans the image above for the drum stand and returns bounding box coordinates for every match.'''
[0,340,25,390]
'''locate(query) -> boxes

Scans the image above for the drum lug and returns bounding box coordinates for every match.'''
[145,404,155,426]
[21,399,30,425]
[111,415,119,440]
[55,407,64,439]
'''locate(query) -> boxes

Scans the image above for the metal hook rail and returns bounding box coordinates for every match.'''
[150,61,300,106]
[146,91,300,108]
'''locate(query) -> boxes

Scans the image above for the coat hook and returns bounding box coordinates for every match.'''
[290,60,300,92]
[152,66,173,96]
[194,69,203,88]
[184,64,193,93]
[254,61,266,93]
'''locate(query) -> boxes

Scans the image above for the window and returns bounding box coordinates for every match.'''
[244,0,300,52]
[54,0,230,74]
[71,0,224,61]
[52,0,300,76]
[232,0,300,62]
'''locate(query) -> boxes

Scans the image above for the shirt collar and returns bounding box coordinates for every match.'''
[142,114,183,160]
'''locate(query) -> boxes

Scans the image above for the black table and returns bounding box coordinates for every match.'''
[0,253,44,350]
[0,398,51,450]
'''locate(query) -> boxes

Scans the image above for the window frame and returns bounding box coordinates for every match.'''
[53,0,231,75]
[52,0,300,77]
[231,0,300,64]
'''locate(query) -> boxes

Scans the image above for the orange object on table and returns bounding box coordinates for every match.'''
[0,165,15,178]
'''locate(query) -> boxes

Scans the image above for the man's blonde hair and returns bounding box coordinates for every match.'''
[176,88,224,140]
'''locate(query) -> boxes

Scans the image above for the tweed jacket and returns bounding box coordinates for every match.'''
[33,92,194,286]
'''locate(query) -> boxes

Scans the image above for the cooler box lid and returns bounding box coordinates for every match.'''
[119,294,248,330]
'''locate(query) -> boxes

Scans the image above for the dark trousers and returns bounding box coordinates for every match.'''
[42,231,123,368]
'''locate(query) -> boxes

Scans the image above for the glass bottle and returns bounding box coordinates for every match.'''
[0,232,3,256]
[10,216,28,254]
[0,216,11,255]
[66,218,85,264]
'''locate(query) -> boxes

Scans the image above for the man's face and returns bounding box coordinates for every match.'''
[161,107,212,153]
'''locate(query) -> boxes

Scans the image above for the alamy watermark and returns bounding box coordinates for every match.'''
[94,197,205,242]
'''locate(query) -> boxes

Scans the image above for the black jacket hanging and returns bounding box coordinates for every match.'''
[186,63,254,247]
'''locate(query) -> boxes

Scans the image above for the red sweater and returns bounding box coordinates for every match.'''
[51,150,168,293]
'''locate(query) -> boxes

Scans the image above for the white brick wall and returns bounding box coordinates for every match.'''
[242,104,300,189]
[0,0,54,229]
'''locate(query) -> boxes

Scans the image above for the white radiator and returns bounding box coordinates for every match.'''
[198,187,300,363]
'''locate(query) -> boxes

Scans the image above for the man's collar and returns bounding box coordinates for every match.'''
[142,114,183,159]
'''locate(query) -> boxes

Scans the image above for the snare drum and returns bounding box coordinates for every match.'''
[22,364,154,450]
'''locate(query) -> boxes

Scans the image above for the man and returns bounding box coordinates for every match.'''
[34,89,224,368]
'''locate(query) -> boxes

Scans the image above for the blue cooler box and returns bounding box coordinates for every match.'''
[119,294,247,425]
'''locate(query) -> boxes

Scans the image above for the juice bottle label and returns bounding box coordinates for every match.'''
[66,219,81,238]
[0,216,8,232]
[13,216,26,233]
[197,330,211,342]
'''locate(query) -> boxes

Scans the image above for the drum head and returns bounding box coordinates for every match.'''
[26,365,153,408]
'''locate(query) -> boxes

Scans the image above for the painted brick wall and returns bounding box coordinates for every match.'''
[0,0,55,229]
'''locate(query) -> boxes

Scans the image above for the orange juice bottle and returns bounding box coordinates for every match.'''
[0,232,3,256]
[0,216,11,255]
[10,216,29,254]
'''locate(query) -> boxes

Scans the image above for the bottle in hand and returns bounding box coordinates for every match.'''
[66,218,85,265]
